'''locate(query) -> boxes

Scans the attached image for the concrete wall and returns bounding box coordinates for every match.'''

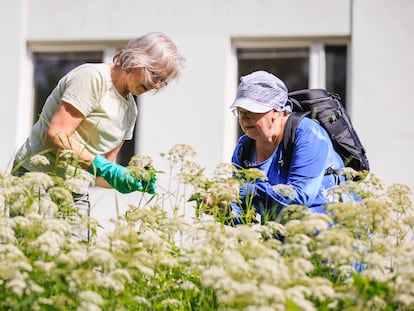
[351,0,414,189]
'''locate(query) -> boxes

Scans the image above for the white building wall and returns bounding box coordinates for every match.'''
[19,0,352,172]
[351,0,414,190]
[1,0,412,229]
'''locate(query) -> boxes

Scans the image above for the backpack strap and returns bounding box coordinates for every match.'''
[281,112,309,169]
[283,112,340,176]
[240,136,254,168]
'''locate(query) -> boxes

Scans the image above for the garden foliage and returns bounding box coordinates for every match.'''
[0,145,413,310]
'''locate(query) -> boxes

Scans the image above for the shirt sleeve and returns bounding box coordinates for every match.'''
[59,65,105,116]
[286,119,332,205]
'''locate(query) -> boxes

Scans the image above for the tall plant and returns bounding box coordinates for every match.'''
[0,145,413,310]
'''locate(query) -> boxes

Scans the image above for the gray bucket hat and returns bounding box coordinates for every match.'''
[230,70,291,113]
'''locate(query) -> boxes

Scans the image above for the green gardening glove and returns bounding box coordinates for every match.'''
[140,172,157,194]
[88,154,145,194]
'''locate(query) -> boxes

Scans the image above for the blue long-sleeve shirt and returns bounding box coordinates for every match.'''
[231,117,344,221]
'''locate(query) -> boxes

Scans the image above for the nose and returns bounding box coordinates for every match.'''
[153,81,162,89]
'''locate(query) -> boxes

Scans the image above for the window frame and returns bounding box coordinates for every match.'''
[231,36,351,139]
[232,36,350,91]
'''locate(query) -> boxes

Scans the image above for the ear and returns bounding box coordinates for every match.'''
[271,109,281,120]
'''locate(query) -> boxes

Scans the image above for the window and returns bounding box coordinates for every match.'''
[237,48,309,91]
[325,45,347,107]
[33,51,103,122]
[235,42,348,137]
[33,50,136,166]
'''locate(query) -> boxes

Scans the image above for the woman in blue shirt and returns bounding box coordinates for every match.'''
[230,71,344,224]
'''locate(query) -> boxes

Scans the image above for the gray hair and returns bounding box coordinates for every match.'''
[113,32,185,87]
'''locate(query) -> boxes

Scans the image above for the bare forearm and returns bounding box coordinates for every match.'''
[43,133,95,169]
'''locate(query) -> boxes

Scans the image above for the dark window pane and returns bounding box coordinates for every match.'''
[325,45,347,108]
[237,48,309,91]
[117,96,138,166]
[33,52,103,122]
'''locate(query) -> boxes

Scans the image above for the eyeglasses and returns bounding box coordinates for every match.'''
[148,69,168,87]
[233,108,265,119]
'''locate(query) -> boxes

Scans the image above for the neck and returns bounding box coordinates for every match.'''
[110,64,128,98]
[255,114,288,162]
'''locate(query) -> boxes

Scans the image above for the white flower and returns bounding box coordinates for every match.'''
[33,260,56,273]
[251,257,291,285]
[59,249,88,267]
[309,283,336,301]
[291,258,314,276]
[135,264,154,277]
[133,296,151,307]
[179,280,199,292]
[21,172,54,192]
[245,306,285,311]
[87,249,117,271]
[0,226,16,244]
[30,231,65,257]
[140,230,167,250]
[27,279,44,295]
[221,250,251,275]
[161,298,182,308]
[257,283,286,303]
[43,218,72,237]
[394,293,414,308]
[95,268,132,293]
[281,243,311,259]
[7,278,26,297]
[109,239,130,253]
[201,266,229,288]
[316,245,353,265]
[76,302,102,311]
[285,286,316,311]
[0,194,6,216]
[64,165,95,194]
[29,155,50,167]
[78,290,103,305]
[10,215,32,230]
[212,162,237,182]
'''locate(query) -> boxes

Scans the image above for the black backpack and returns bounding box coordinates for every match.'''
[240,89,370,178]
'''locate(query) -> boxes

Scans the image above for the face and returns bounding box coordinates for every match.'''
[236,108,282,141]
[125,68,167,96]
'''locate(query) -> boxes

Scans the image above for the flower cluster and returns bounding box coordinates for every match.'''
[0,144,413,310]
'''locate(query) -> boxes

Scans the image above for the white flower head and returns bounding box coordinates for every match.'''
[134,296,151,307]
[64,164,95,193]
[0,226,16,244]
[29,231,65,257]
[212,162,237,182]
[29,155,50,167]
[87,248,117,271]
[43,218,72,236]
[59,249,88,267]
[161,298,183,309]
[78,290,104,305]
[21,172,54,192]
[6,279,26,297]
[292,258,314,276]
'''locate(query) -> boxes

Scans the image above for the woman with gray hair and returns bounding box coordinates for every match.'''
[13,32,185,204]
[230,70,344,225]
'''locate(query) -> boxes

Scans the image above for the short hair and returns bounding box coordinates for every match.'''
[113,32,185,87]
